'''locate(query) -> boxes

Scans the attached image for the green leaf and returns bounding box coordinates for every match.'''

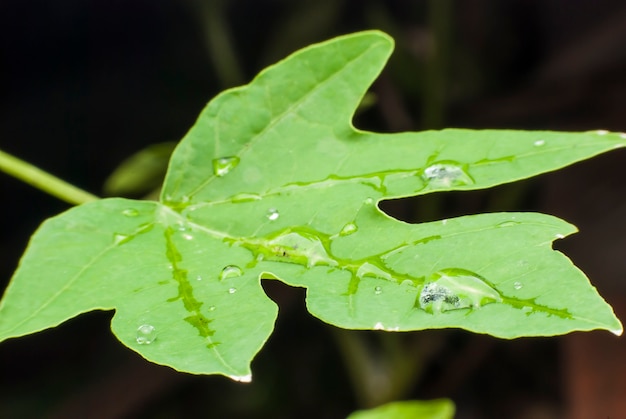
[0,30,623,380]
[346,399,455,419]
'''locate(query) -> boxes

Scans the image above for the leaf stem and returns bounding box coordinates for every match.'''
[0,148,99,205]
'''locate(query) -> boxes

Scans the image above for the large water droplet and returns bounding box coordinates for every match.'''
[514,281,523,290]
[418,268,502,313]
[213,156,240,177]
[374,286,383,295]
[266,208,280,221]
[219,265,243,280]
[340,222,358,236]
[136,324,157,345]
[267,230,337,268]
[422,162,473,188]
[113,233,131,245]
[122,208,139,217]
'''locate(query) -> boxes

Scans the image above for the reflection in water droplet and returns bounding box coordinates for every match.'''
[136,324,157,345]
[228,287,237,294]
[228,374,252,383]
[533,140,545,147]
[422,162,473,188]
[266,208,280,221]
[418,268,501,313]
[219,265,243,280]
[374,286,382,295]
[122,208,139,217]
[340,222,358,236]
[514,281,523,290]
[596,130,609,135]
[213,156,240,177]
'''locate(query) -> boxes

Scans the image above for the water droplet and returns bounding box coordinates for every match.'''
[374,322,384,330]
[196,275,202,281]
[340,222,358,236]
[357,262,392,281]
[514,281,523,290]
[620,133,626,139]
[228,374,252,383]
[422,162,473,188]
[266,208,280,221]
[596,129,609,135]
[228,287,237,294]
[441,219,448,225]
[113,233,131,245]
[208,305,216,311]
[219,265,243,280]
[136,324,157,345]
[364,197,374,205]
[265,230,337,268]
[374,286,383,295]
[555,233,565,239]
[122,208,139,217]
[497,220,520,228]
[182,233,194,240]
[533,140,545,147]
[418,268,502,313]
[213,156,240,177]
[522,306,533,314]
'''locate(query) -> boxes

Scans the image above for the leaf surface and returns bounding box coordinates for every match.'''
[0,31,623,379]
[346,399,455,419]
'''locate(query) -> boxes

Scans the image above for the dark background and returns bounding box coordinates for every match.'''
[1,1,626,418]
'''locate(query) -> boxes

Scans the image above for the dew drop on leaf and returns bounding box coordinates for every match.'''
[266,208,280,221]
[374,286,382,295]
[122,208,139,217]
[136,324,157,345]
[196,275,202,281]
[422,162,473,188]
[418,268,501,313]
[212,156,240,177]
[208,305,216,311]
[596,130,609,136]
[228,287,237,294]
[228,374,252,383]
[514,281,523,290]
[219,265,243,280]
[340,222,358,236]
[533,140,545,147]
[113,233,130,245]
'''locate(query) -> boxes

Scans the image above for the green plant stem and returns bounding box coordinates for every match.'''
[0,148,99,205]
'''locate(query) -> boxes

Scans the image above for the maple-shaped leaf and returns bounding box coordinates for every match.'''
[0,31,623,381]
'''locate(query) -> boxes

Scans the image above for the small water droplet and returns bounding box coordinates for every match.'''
[418,268,501,313]
[364,197,374,205]
[219,265,243,280]
[514,281,523,290]
[122,208,139,217]
[182,233,194,240]
[555,233,565,239]
[620,133,626,139]
[441,219,448,225]
[136,324,157,345]
[533,140,545,147]
[213,156,240,177]
[596,129,609,135]
[208,305,216,311]
[228,287,237,294]
[340,222,358,236]
[374,286,382,295]
[422,162,473,188]
[266,208,280,221]
[196,275,202,281]
[374,322,384,330]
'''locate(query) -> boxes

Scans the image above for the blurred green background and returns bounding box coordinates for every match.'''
[1,1,626,418]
